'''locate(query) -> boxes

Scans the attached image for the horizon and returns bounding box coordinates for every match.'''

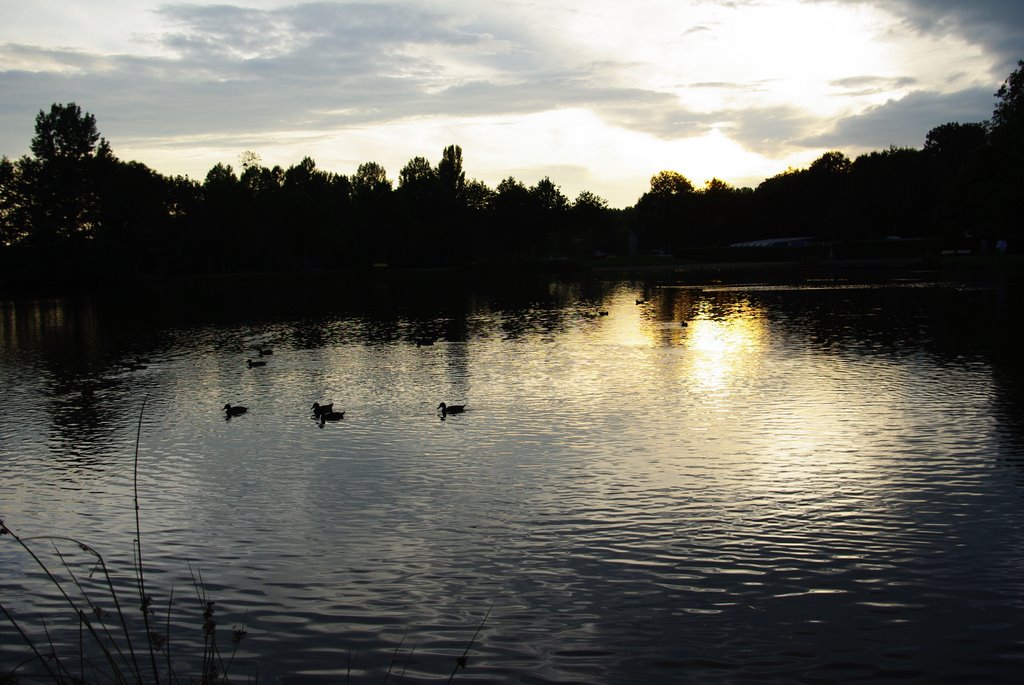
[2,0,1022,208]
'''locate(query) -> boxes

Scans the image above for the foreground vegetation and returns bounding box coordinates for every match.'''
[1,60,1022,290]
[1,400,490,683]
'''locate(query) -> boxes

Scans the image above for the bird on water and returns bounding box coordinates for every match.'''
[437,402,466,417]
[224,403,247,417]
[311,402,333,418]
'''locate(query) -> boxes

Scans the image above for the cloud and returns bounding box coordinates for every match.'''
[801,86,995,151]
[2,0,1021,207]
[825,0,1024,75]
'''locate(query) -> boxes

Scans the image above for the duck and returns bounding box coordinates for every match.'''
[437,402,466,416]
[256,348,273,356]
[311,402,333,418]
[246,358,267,368]
[636,299,646,305]
[223,403,247,417]
[598,311,609,316]
[318,410,345,424]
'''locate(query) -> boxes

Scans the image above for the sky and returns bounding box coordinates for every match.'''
[1,1,1022,208]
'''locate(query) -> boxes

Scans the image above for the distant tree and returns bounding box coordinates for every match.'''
[240,161,284,195]
[0,156,28,246]
[494,176,530,207]
[924,122,988,161]
[437,144,466,206]
[573,190,608,212]
[985,59,1024,242]
[351,161,392,205]
[492,176,533,259]
[464,178,494,212]
[31,102,103,162]
[239,150,262,172]
[701,177,734,194]
[569,190,616,256]
[648,170,694,196]
[351,161,393,263]
[530,177,569,213]
[808,150,852,176]
[636,170,696,252]
[20,103,110,246]
[397,156,438,208]
[990,59,1024,148]
[848,147,933,240]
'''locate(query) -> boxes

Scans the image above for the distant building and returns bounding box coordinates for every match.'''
[730,237,817,248]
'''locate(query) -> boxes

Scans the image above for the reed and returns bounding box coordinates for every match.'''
[0,396,249,684]
[2,398,490,683]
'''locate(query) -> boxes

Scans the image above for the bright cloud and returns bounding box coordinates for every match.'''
[0,0,1018,207]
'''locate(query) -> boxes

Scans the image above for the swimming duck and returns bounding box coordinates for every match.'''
[318,410,345,424]
[256,348,273,356]
[223,403,247,417]
[636,299,646,305]
[437,402,466,416]
[311,402,333,418]
[246,358,267,368]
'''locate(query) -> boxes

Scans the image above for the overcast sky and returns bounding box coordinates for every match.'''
[1,0,1021,207]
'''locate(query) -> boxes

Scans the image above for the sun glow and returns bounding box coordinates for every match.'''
[682,304,767,393]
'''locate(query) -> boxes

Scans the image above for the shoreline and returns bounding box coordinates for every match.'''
[2,254,1022,301]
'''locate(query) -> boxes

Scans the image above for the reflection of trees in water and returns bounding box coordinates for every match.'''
[9,275,1023,476]
[983,286,1024,480]
[3,299,119,467]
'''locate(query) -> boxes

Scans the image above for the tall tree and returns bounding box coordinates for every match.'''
[351,161,392,205]
[990,59,1024,148]
[23,103,108,245]
[398,156,438,208]
[636,170,695,252]
[986,59,1024,241]
[648,170,694,196]
[437,144,466,206]
[31,102,103,162]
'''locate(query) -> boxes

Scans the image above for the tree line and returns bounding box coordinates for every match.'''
[1,59,1021,287]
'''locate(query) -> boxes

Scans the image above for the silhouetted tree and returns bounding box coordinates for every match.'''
[923,123,989,244]
[491,176,533,260]
[351,162,393,263]
[21,103,109,246]
[990,59,1024,148]
[986,59,1024,243]
[0,156,28,246]
[398,156,438,205]
[437,144,466,207]
[924,122,988,161]
[569,190,616,257]
[636,170,695,252]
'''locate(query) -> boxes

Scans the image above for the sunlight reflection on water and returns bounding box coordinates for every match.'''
[2,275,1023,683]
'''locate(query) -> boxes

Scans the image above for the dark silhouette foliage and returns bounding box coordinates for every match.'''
[2,58,1023,290]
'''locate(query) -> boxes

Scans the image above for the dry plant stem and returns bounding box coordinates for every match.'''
[133,394,162,684]
[0,601,61,682]
[0,523,127,683]
[48,536,141,680]
[382,631,407,684]
[446,602,494,685]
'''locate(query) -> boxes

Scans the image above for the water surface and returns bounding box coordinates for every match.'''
[2,270,1023,684]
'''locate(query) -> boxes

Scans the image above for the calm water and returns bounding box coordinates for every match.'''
[2,269,1023,684]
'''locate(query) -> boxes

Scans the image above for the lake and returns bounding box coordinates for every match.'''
[2,266,1023,684]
